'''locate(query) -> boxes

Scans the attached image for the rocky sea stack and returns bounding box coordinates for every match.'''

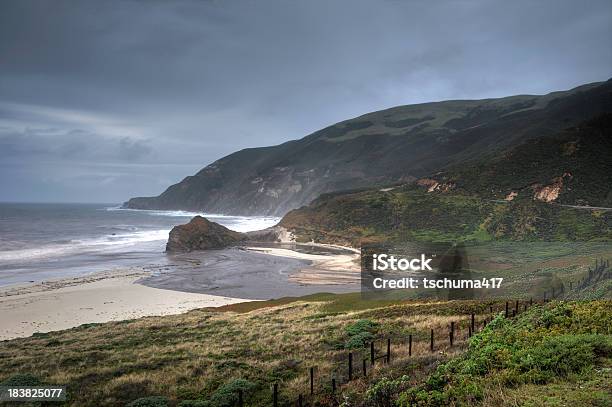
[166,216,247,252]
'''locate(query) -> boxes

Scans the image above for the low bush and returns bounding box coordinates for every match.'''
[396,303,612,406]
[344,319,379,349]
[126,396,169,407]
[179,379,256,407]
[1,373,42,386]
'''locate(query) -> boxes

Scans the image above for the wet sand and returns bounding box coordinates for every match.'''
[0,269,248,340]
[140,243,361,299]
[1,243,361,340]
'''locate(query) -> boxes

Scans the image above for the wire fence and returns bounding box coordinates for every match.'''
[232,257,610,406]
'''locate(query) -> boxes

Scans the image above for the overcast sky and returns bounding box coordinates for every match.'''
[1,0,611,203]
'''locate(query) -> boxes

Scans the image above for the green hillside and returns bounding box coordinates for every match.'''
[425,113,612,207]
[280,187,611,246]
[125,80,612,216]
[280,114,612,246]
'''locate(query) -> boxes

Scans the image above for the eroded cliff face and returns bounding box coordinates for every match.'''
[505,191,518,201]
[532,173,572,203]
[416,178,456,193]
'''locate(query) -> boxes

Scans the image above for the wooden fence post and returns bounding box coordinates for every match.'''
[238,389,243,407]
[273,383,278,407]
[386,338,391,363]
[430,329,434,352]
[489,305,493,313]
[298,394,303,407]
[529,297,533,306]
[468,325,472,338]
[505,301,509,317]
[449,322,454,347]
[310,367,314,396]
[348,352,353,381]
[471,313,475,332]
[515,300,519,314]
[408,334,413,357]
[370,342,375,366]
[331,378,336,394]
[363,358,367,377]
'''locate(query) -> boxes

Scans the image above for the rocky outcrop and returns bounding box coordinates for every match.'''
[166,217,294,252]
[166,216,247,252]
[416,178,456,193]
[416,178,440,192]
[532,173,572,203]
[505,191,518,201]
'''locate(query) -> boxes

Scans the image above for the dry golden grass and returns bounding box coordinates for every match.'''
[0,294,496,406]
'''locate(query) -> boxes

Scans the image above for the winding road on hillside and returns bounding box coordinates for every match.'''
[489,199,612,211]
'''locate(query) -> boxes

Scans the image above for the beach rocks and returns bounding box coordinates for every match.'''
[166,216,247,252]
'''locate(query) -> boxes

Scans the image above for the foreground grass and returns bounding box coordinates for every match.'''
[0,296,609,406]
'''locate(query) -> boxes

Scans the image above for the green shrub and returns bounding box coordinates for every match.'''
[344,319,378,349]
[208,379,255,407]
[344,331,375,349]
[511,334,611,384]
[178,401,209,407]
[1,373,42,386]
[345,319,378,336]
[396,303,612,405]
[126,396,169,407]
[365,375,410,407]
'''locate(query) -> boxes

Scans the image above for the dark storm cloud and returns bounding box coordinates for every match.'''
[0,0,610,203]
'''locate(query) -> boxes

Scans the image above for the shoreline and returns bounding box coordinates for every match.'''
[0,268,250,341]
[0,243,360,341]
[245,245,360,285]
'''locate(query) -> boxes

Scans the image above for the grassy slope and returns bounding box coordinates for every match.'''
[431,113,612,207]
[0,295,486,406]
[0,296,609,407]
[280,186,612,247]
[280,114,612,247]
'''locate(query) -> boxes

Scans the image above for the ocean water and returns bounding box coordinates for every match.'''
[0,203,280,286]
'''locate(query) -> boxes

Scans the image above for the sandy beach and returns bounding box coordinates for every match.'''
[0,268,249,341]
[0,243,360,341]
[246,245,360,285]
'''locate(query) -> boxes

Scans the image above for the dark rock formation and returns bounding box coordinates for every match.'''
[166,216,247,252]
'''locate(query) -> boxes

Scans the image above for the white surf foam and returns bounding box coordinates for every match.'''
[0,229,170,262]
[105,207,280,232]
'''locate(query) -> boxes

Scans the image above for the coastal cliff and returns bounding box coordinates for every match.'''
[125,80,612,216]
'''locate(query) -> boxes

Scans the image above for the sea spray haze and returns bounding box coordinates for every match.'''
[0,203,279,286]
